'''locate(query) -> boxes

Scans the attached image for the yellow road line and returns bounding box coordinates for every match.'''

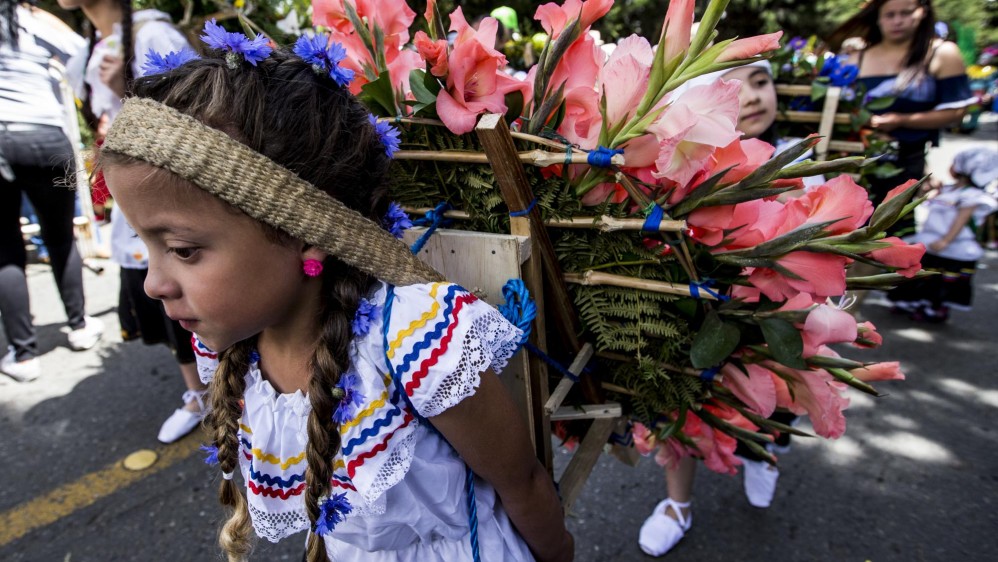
[0,429,204,547]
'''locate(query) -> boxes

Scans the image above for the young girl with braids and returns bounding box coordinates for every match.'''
[58,0,208,444]
[100,25,573,562]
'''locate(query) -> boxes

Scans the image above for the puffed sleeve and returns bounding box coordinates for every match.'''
[959,188,998,224]
[383,283,523,419]
[933,74,975,111]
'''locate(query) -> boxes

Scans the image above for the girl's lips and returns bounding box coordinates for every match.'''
[178,319,198,331]
[741,111,767,122]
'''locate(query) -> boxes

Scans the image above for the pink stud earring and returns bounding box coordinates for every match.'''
[303,258,324,277]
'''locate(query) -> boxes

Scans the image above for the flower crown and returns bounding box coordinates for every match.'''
[142,21,401,163]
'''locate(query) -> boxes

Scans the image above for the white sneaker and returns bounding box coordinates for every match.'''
[1,347,41,382]
[68,316,104,351]
[157,389,208,443]
[741,456,780,508]
[638,498,692,557]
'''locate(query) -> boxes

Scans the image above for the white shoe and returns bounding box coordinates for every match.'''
[1,347,41,382]
[638,498,692,557]
[158,389,208,443]
[741,456,780,508]
[68,316,104,351]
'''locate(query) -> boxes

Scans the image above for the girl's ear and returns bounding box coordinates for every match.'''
[301,246,329,263]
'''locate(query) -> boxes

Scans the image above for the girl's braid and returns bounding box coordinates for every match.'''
[207,341,254,562]
[304,263,374,562]
[118,0,134,93]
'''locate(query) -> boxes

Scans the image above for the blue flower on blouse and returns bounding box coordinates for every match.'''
[315,493,353,535]
[369,114,402,159]
[383,202,413,239]
[200,18,273,66]
[141,47,200,76]
[332,373,366,425]
[293,33,355,87]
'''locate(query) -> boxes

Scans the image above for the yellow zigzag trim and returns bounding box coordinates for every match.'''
[249,448,306,470]
[386,282,443,359]
[239,423,253,435]
[339,374,392,431]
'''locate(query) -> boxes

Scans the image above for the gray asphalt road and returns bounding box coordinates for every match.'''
[2,121,996,562]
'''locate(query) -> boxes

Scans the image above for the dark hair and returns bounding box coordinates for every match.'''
[827,0,937,88]
[110,48,392,562]
[1,0,19,47]
[81,0,134,129]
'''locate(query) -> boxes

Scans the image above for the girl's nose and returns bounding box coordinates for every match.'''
[144,260,180,301]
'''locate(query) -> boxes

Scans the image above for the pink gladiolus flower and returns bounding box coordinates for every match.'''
[687,198,786,248]
[782,175,874,236]
[648,79,742,188]
[854,321,883,348]
[721,363,777,417]
[658,0,694,63]
[534,0,613,40]
[716,31,784,63]
[766,361,849,439]
[867,237,925,277]
[850,362,905,382]
[413,31,449,77]
[883,179,919,204]
[692,404,756,474]
[803,304,858,356]
[601,35,654,127]
[632,421,656,455]
[747,251,850,303]
[549,32,605,147]
[436,9,528,134]
[313,0,416,43]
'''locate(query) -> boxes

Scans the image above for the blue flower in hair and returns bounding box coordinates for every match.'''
[200,444,220,466]
[368,114,401,159]
[201,18,273,67]
[332,373,366,424]
[293,33,355,87]
[351,298,380,337]
[142,47,200,76]
[383,202,412,238]
[315,493,352,535]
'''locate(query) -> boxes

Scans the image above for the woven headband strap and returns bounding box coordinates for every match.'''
[102,98,444,287]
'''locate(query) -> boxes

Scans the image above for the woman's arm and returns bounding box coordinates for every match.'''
[870,107,966,131]
[431,369,573,562]
[928,206,975,253]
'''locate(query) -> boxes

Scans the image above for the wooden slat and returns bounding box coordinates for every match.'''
[543,343,595,415]
[814,86,842,160]
[550,403,623,421]
[779,110,852,125]
[828,140,866,153]
[775,84,812,96]
[558,417,618,512]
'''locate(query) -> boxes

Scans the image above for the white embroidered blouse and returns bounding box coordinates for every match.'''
[193,282,535,560]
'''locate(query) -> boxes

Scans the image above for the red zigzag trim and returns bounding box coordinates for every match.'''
[346,412,413,478]
[405,294,476,395]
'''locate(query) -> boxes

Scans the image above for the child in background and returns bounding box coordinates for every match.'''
[58,0,206,443]
[888,147,998,322]
[100,27,572,562]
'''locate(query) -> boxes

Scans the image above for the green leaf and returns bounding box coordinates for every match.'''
[865,95,896,111]
[690,310,740,369]
[359,70,397,117]
[810,81,828,102]
[758,317,806,369]
[503,90,524,128]
[408,69,440,117]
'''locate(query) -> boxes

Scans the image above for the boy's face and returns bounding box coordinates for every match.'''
[724,66,778,140]
[104,162,319,352]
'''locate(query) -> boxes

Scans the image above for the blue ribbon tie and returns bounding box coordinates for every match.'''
[587,145,623,168]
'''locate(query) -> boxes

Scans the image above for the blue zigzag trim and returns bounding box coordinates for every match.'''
[240,437,252,450]
[341,384,404,456]
[391,284,465,380]
[249,461,305,488]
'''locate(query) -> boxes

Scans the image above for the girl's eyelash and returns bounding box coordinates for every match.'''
[168,247,200,260]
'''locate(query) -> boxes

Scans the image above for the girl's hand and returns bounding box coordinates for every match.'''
[98,54,126,98]
[929,240,949,253]
[870,113,904,132]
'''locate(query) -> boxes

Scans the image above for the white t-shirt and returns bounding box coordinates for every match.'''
[193,282,535,561]
[908,184,998,262]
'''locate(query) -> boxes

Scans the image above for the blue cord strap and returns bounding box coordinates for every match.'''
[497,279,536,347]
[381,286,480,562]
[509,198,538,218]
[523,341,580,383]
[688,279,730,301]
[587,145,623,168]
[410,201,451,255]
[642,202,664,232]
[699,366,720,383]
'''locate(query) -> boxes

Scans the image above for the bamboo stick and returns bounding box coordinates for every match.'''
[394,148,625,168]
[402,206,686,233]
[564,270,719,300]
